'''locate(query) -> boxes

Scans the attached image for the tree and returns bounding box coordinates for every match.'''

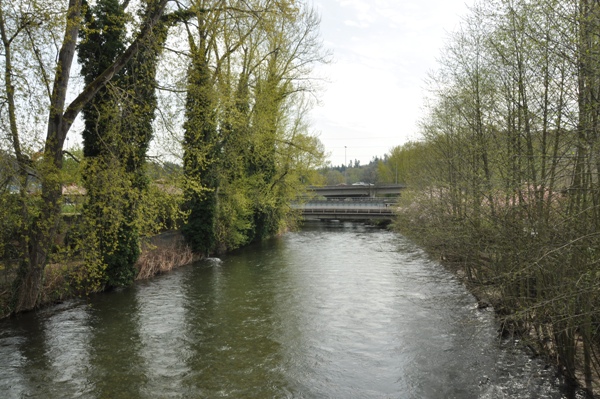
[78,0,170,288]
[394,0,600,393]
[3,0,170,312]
[180,0,221,255]
[180,0,327,253]
[325,169,344,185]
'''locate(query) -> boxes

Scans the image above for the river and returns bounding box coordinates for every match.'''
[0,222,580,398]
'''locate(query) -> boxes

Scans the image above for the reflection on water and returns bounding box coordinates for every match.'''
[0,221,582,398]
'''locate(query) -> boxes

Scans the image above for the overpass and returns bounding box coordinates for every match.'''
[294,199,396,221]
[308,184,405,198]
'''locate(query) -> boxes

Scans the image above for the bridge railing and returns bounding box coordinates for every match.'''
[294,199,394,208]
[301,207,394,215]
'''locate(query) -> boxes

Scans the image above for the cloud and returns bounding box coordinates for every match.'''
[312,0,473,165]
[343,19,369,28]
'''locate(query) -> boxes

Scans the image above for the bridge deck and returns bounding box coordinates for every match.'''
[308,184,405,198]
[294,200,396,221]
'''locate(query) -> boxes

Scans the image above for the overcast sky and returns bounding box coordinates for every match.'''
[310,0,474,167]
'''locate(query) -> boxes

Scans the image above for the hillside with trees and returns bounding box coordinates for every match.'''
[318,157,382,186]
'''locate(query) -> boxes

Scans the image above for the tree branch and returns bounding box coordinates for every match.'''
[62,0,170,135]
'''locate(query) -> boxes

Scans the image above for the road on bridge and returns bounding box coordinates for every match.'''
[307,184,405,198]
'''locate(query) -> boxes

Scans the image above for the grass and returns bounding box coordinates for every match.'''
[136,233,196,280]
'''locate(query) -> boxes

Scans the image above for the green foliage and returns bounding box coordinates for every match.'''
[180,2,326,254]
[1,0,325,311]
[0,194,23,263]
[182,189,218,254]
[78,0,126,79]
[138,179,185,235]
[394,0,600,391]
[215,182,253,252]
[80,158,139,287]
[0,0,172,312]
[181,40,219,254]
[319,155,386,185]
[61,148,83,184]
[102,224,139,287]
[146,161,183,181]
[377,144,424,185]
[79,0,126,158]
[77,0,167,288]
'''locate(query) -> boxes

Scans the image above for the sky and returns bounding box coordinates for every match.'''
[310,0,475,167]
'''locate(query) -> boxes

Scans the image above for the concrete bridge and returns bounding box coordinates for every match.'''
[294,199,396,221]
[307,184,405,198]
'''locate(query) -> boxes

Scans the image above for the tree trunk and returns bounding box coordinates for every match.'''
[12,0,81,313]
[11,0,169,313]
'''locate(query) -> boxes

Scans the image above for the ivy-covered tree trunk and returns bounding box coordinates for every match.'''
[248,54,286,241]
[182,32,219,255]
[111,18,168,286]
[78,0,167,288]
[79,0,135,288]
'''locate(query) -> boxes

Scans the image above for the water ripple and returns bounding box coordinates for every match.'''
[0,222,580,398]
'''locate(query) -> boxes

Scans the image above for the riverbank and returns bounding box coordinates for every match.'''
[390,219,596,397]
[135,231,200,280]
[0,230,199,319]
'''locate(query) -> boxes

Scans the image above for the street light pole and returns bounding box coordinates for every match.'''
[344,146,347,183]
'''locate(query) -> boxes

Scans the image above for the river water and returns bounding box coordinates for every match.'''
[0,222,579,398]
